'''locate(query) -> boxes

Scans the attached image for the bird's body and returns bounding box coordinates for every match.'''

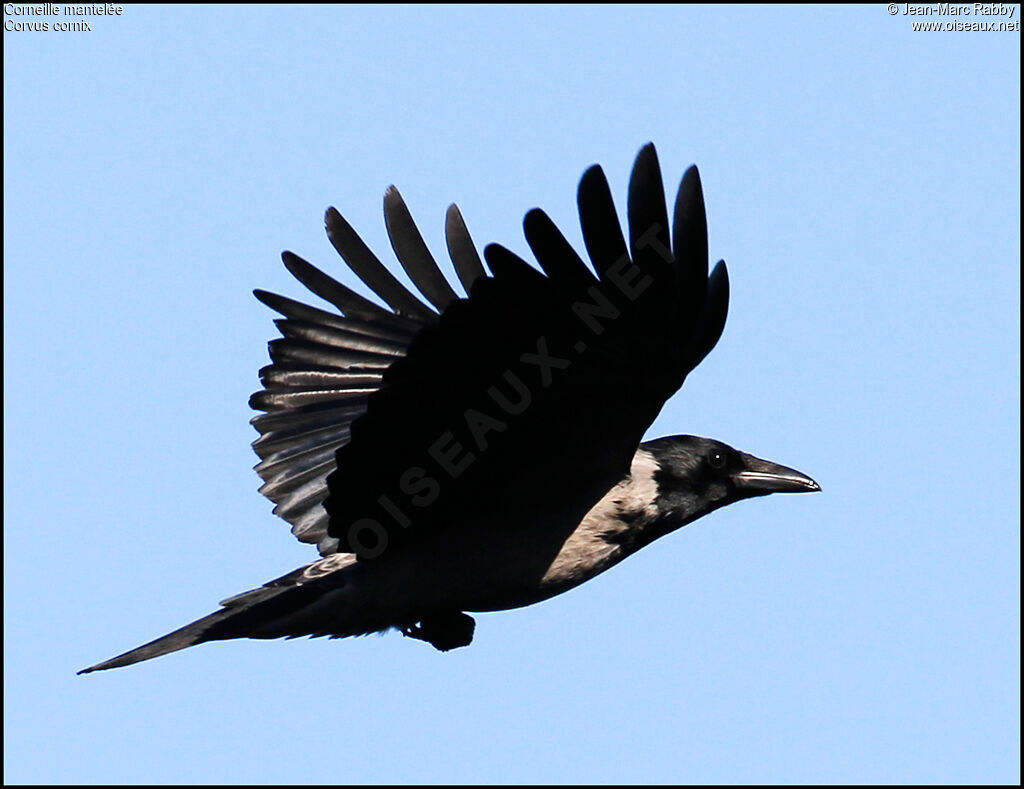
[283,446,660,621]
[81,144,818,674]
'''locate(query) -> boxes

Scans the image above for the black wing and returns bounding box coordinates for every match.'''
[250,189,483,555]
[326,143,729,558]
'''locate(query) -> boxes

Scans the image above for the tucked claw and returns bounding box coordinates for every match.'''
[403,612,476,651]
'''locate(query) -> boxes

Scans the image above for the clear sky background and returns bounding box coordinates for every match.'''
[4,4,1019,784]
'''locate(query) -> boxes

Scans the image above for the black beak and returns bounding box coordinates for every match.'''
[732,453,821,495]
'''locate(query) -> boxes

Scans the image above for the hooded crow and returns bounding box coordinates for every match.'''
[80,143,819,673]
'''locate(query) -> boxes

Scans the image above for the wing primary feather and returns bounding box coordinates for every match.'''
[258,365,383,387]
[256,440,345,482]
[290,516,327,544]
[627,143,672,276]
[577,165,629,280]
[273,478,329,520]
[274,319,407,357]
[316,536,340,556]
[249,389,369,412]
[445,204,486,295]
[324,207,437,321]
[251,404,366,435]
[483,243,548,286]
[258,454,338,499]
[672,165,709,326]
[289,509,331,546]
[254,289,416,343]
[281,251,420,331]
[258,367,381,393]
[383,186,459,311]
[256,383,374,403]
[687,259,730,368]
[252,422,352,460]
[523,208,596,291]
[267,338,393,370]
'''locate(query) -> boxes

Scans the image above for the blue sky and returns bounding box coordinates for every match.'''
[4,4,1019,784]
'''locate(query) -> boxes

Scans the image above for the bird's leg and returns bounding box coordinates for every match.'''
[402,611,476,651]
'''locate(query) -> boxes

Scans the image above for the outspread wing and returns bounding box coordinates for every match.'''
[326,143,730,559]
[250,189,481,555]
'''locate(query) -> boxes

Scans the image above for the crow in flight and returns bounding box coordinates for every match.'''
[80,143,819,673]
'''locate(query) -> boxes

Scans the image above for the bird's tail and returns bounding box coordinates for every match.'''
[78,604,246,674]
[78,569,339,674]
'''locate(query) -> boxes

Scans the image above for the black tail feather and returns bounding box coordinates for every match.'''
[78,582,323,674]
[77,607,235,674]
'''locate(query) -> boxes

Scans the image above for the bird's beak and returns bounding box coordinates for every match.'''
[733,453,821,495]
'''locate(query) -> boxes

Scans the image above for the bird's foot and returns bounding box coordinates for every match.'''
[402,611,475,651]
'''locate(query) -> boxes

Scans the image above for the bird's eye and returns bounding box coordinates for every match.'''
[708,450,727,470]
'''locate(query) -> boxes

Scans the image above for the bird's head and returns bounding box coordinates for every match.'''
[640,435,820,530]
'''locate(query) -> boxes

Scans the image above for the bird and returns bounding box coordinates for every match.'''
[80,143,819,673]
